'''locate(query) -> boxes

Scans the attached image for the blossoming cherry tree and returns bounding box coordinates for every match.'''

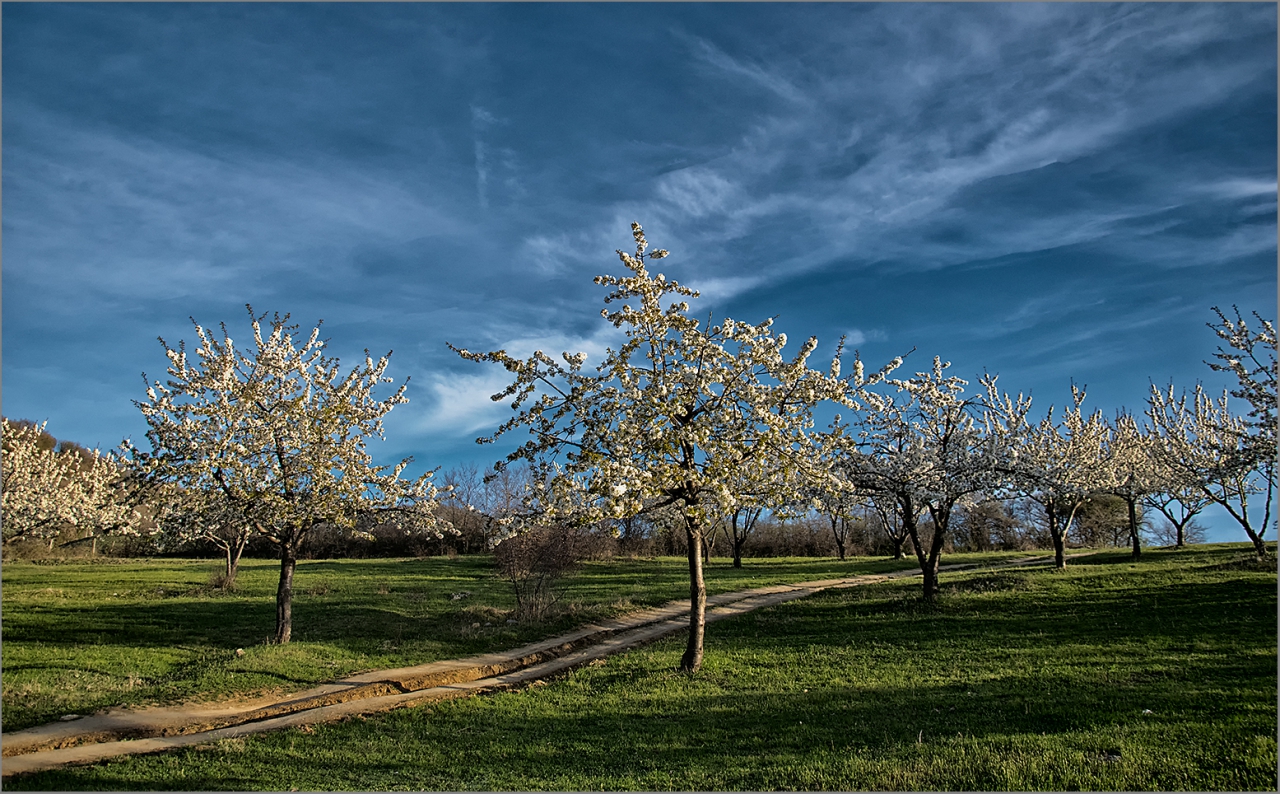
[453,223,896,671]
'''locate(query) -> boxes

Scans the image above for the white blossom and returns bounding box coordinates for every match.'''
[2,419,142,545]
[990,384,1110,567]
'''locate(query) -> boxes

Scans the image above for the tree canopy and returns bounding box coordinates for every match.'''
[129,307,449,641]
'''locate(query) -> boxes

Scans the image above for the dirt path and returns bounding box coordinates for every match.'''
[1,553,1080,777]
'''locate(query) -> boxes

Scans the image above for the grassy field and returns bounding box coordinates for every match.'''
[4,543,1275,791]
[2,550,1027,733]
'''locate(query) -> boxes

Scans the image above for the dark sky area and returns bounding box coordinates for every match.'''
[3,3,1275,541]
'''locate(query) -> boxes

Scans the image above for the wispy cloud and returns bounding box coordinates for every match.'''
[678,29,809,105]
[468,104,523,213]
[415,368,516,438]
[577,4,1276,304]
[682,275,768,305]
[1202,178,1278,200]
[4,102,470,308]
[470,104,500,210]
[495,325,625,367]
[470,105,499,128]
[417,323,624,438]
[839,328,888,348]
[473,140,489,209]
[654,167,740,219]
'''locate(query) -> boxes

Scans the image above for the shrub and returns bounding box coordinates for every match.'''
[493,526,595,621]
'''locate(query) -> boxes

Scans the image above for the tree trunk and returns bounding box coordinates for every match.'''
[917,501,952,602]
[921,560,939,600]
[903,498,940,601]
[891,535,905,560]
[224,540,246,586]
[1200,478,1270,562]
[911,526,939,602]
[920,524,946,602]
[732,535,744,569]
[275,543,298,644]
[1046,498,1066,570]
[1127,497,1141,559]
[1245,527,1269,561]
[680,521,706,673]
[1051,531,1066,569]
[908,529,925,575]
[831,517,846,562]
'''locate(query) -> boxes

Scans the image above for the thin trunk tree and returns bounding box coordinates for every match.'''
[724,506,764,568]
[844,358,1021,600]
[130,308,448,643]
[453,223,898,672]
[1144,488,1211,548]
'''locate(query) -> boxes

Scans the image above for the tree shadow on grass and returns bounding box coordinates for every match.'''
[754,575,1275,653]
[1068,545,1268,569]
[3,600,280,650]
[11,659,1276,792]
[293,556,497,579]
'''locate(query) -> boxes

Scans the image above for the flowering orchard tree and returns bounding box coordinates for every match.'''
[704,458,777,568]
[1147,307,1277,561]
[720,503,766,568]
[1148,384,1273,560]
[791,426,869,562]
[1099,412,1168,560]
[814,493,865,562]
[439,462,532,553]
[2,419,83,544]
[452,223,896,671]
[130,307,448,643]
[845,358,1022,600]
[999,386,1110,568]
[867,492,914,560]
[819,412,925,561]
[1,418,141,546]
[1143,481,1213,550]
[153,491,255,586]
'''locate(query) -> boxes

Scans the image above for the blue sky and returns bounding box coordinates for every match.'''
[4,3,1276,542]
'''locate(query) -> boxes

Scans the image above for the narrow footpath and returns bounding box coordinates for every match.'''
[1,553,1082,777]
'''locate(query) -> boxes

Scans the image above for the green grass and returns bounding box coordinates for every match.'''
[3,550,1013,732]
[6,544,1275,790]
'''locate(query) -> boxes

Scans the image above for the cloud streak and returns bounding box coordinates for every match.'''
[679,30,809,106]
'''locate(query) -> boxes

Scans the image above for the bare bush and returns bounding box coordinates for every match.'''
[1150,517,1207,547]
[493,525,593,621]
[956,500,1038,552]
[743,516,838,558]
